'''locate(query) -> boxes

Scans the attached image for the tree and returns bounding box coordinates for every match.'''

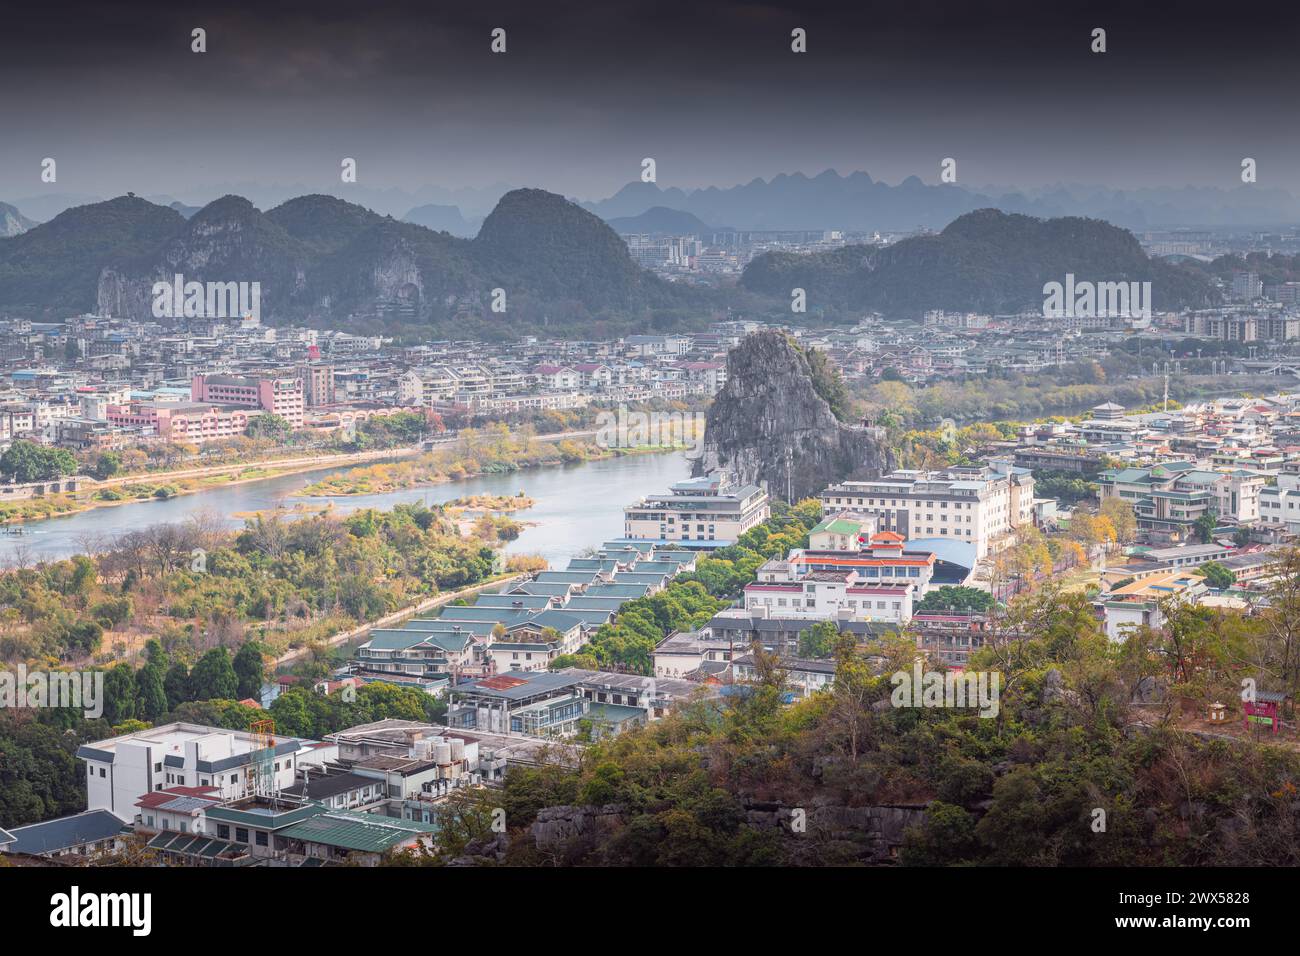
[900,802,980,866]
[1194,510,1219,544]
[1099,497,1137,544]
[915,585,994,613]
[798,620,840,659]
[135,663,169,722]
[1262,548,1300,696]
[190,648,239,701]
[233,643,266,701]
[163,662,191,709]
[102,664,139,725]
[91,452,124,480]
[0,440,77,483]
[1199,561,1235,591]
[828,643,878,762]
[245,414,293,441]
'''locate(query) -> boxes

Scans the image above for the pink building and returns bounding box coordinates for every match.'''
[191,374,304,427]
[107,402,257,443]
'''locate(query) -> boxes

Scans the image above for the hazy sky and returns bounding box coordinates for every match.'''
[2,0,1297,206]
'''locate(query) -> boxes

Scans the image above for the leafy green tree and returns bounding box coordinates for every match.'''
[1194,510,1219,544]
[61,620,103,658]
[245,414,293,440]
[135,663,169,722]
[102,664,139,725]
[189,648,238,701]
[163,662,191,709]
[915,585,995,613]
[798,620,840,659]
[232,642,265,701]
[91,451,124,480]
[900,802,980,865]
[1200,561,1235,590]
[0,440,77,482]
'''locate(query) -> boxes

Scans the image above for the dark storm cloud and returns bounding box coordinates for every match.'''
[1,0,1297,204]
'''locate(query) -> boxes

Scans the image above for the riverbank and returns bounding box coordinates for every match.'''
[300,428,694,496]
[2,448,693,569]
[0,445,422,526]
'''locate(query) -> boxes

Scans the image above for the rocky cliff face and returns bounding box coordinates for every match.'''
[0,201,36,237]
[96,194,313,320]
[694,330,893,501]
[467,800,927,865]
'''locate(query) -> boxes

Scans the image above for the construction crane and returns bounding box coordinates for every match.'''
[246,718,278,798]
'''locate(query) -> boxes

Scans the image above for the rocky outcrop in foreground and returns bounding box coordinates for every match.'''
[694,330,892,501]
[509,800,928,865]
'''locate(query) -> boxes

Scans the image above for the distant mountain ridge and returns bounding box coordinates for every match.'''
[583,171,1300,232]
[402,204,478,238]
[0,196,187,313]
[741,208,1220,316]
[0,193,1240,331]
[605,206,726,235]
[1,189,685,331]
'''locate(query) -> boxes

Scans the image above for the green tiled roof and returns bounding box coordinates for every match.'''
[278,809,436,853]
[811,517,865,535]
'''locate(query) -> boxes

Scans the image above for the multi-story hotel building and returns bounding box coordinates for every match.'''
[191,373,305,427]
[623,474,770,547]
[819,463,1034,560]
[741,531,936,625]
[296,361,336,407]
[1097,461,1265,539]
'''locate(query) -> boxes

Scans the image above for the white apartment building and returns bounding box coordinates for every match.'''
[624,474,770,547]
[1260,472,1300,533]
[78,386,133,421]
[741,531,936,626]
[77,722,307,821]
[820,463,1034,560]
[743,569,915,625]
[397,371,424,405]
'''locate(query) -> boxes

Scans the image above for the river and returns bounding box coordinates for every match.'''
[2,451,692,569]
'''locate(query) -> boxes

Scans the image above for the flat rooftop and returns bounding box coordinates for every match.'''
[77,721,305,766]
